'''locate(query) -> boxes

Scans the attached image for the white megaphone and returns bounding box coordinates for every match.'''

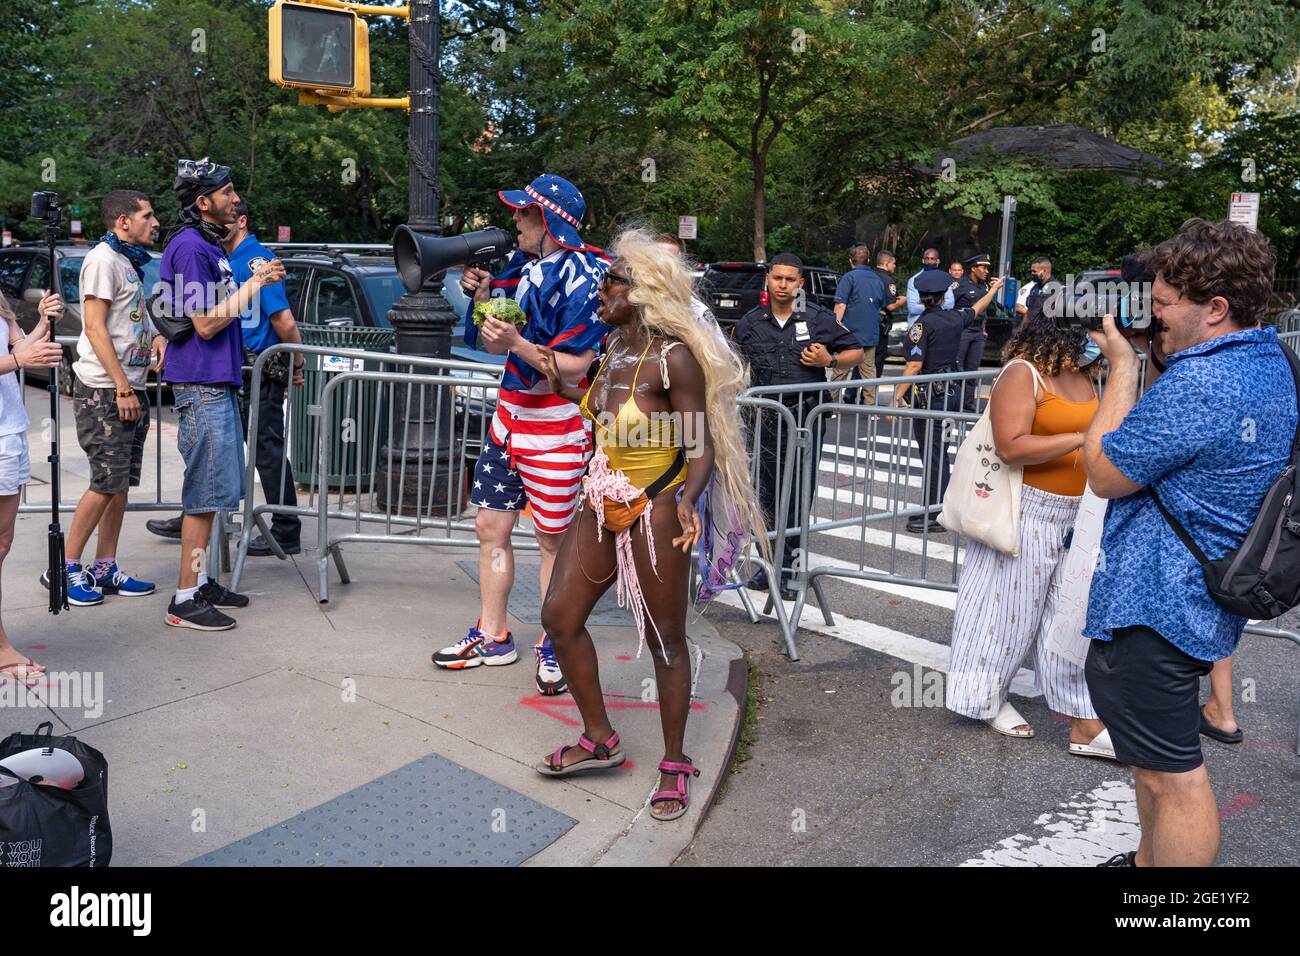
[0,747,85,790]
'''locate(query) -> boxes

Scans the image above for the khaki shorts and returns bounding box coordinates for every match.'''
[73,380,149,494]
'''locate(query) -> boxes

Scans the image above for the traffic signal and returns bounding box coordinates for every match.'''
[269,1,371,96]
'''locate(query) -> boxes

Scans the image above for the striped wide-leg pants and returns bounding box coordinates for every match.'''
[945,484,1098,721]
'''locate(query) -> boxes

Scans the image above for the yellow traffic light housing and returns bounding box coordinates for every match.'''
[269,1,371,97]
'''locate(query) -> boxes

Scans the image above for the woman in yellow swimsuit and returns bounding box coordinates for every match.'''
[534,228,767,821]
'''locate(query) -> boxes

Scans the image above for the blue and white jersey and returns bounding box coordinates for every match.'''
[463,246,610,394]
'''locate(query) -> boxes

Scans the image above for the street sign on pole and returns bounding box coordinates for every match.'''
[277,225,292,242]
[1229,192,1260,232]
[70,220,82,238]
[996,195,1017,308]
[677,216,697,240]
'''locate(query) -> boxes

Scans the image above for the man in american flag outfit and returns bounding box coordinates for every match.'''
[432,174,610,697]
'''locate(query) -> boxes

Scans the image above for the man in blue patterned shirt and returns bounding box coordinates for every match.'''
[1082,219,1297,867]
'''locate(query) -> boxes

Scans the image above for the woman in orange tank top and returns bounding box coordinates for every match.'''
[945,304,1114,757]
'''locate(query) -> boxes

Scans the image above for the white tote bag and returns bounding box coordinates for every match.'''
[1044,486,1109,667]
[938,359,1044,556]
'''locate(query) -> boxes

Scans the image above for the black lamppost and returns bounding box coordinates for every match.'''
[377,0,457,513]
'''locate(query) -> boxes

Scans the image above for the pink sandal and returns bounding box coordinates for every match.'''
[537,731,625,777]
[649,757,701,822]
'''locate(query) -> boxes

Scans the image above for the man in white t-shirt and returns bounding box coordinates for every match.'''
[42,191,164,606]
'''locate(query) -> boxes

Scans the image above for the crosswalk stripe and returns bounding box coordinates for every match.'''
[711,589,1039,698]
[961,780,1139,867]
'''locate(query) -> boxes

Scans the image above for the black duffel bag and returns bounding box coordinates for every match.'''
[1151,342,1300,620]
[0,721,112,867]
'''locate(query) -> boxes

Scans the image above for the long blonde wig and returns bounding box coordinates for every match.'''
[609,227,770,563]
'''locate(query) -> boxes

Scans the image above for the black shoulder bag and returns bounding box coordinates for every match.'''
[1149,343,1300,620]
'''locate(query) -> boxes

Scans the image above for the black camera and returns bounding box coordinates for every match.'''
[31,191,63,226]
[1044,255,1156,332]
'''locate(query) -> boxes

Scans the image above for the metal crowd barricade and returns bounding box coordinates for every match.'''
[15,334,239,578]
[766,372,1300,753]
[738,370,995,660]
[730,395,801,658]
[788,398,982,640]
[230,342,523,600]
[17,336,176,516]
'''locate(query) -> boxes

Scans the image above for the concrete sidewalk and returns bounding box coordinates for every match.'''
[3,387,745,866]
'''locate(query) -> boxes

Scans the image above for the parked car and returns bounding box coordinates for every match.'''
[267,243,503,470]
[0,241,161,393]
[695,261,843,331]
[886,278,1021,367]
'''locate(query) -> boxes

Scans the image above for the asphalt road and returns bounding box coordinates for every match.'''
[678,410,1300,867]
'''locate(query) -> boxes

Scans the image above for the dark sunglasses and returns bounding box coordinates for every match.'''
[601,271,631,288]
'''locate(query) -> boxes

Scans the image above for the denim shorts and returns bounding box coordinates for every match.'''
[0,433,31,496]
[173,384,245,514]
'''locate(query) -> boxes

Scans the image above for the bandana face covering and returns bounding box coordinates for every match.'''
[95,232,152,283]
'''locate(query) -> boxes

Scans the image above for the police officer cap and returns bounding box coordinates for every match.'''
[964,252,992,269]
[915,270,953,294]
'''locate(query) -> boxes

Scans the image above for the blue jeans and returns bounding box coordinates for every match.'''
[174,384,246,514]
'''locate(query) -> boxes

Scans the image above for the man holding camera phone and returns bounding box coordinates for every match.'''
[1083,219,1298,867]
[157,158,285,631]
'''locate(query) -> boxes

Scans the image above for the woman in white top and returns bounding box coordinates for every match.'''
[0,289,65,681]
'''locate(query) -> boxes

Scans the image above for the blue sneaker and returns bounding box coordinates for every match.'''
[534,635,567,696]
[40,564,103,607]
[432,621,517,669]
[90,562,156,597]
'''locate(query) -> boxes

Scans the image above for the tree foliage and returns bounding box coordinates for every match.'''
[1,0,1295,275]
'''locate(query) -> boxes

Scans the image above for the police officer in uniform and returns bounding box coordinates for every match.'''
[734,253,863,600]
[872,250,906,378]
[890,269,965,534]
[952,252,1005,410]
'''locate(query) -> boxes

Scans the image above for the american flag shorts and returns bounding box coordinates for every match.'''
[471,389,591,534]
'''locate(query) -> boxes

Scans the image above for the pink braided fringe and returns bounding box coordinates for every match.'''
[582,448,667,661]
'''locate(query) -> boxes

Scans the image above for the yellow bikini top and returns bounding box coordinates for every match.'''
[579,337,686,492]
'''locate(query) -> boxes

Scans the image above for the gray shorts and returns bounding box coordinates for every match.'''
[73,380,150,495]
[0,433,31,495]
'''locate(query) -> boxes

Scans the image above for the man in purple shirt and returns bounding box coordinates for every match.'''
[157,158,284,631]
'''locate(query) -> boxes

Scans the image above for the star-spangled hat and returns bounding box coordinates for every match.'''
[498,174,588,252]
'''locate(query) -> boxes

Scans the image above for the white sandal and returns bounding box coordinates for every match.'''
[1068,728,1116,760]
[986,701,1034,738]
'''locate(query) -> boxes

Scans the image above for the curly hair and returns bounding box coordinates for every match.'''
[1001,305,1091,378]
[1149,218,1275,328]
[610,227,770,561]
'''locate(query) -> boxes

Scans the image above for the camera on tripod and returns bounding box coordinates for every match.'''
[31,191,63,228]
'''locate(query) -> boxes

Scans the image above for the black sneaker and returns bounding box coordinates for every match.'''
[1097,851,1137,867]
[198,580,250,609]
[146,515,184,540]
[246,534,302,557]
[165,593,235,631]
[906,516,946,534]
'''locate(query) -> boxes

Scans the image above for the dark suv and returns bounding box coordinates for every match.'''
[268,244,502,468]
[696,261,843,329]
[0,241,161,393]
